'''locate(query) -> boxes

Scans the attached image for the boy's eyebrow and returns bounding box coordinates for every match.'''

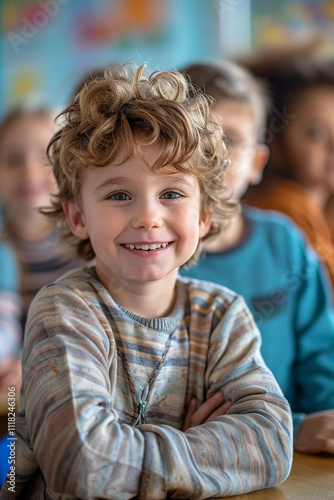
[94,177,129,193]
[94,174,196,193]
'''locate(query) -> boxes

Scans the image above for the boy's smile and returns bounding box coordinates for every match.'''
[121,241,172,255]
[64,143,211,304]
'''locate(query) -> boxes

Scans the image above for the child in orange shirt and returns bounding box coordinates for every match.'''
[241,56,334,286]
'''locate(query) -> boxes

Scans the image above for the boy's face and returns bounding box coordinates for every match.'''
[276,87,334,194]
[213,100,267,201]
[0,116,56,214]
[64,144,211,292]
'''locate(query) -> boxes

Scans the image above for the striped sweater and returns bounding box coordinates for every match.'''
[0,267,292,499]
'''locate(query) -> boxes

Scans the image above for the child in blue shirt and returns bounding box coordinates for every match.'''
[180,60,334,455]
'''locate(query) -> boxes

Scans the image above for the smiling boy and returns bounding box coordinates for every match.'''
[0,63,292,500]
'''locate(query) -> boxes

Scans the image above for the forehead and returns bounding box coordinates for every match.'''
[291,86,334,114]
[83,143,200,188]
[0,115,53,148]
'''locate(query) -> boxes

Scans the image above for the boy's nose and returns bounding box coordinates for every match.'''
[131,201,163,229]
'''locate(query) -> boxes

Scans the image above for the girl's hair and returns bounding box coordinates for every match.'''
[46,63,237,265]
[262,59,334,137]
[235,47,334,142]
[182,60,267,141]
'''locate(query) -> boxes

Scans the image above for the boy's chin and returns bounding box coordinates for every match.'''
[128,269,176,283]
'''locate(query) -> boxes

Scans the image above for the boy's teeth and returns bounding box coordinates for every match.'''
[125,243,169,250]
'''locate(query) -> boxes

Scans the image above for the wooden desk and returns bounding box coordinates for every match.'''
[222,453,333,500]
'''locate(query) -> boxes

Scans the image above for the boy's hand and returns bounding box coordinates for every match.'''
[295,410,334,454]
[182,392,232,431]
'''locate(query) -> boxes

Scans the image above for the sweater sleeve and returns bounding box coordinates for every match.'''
[12,286,292,500]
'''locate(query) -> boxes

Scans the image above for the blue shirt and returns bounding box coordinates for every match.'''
[0,241,21,358]
[181,206,334,437]
[0,241,19,292]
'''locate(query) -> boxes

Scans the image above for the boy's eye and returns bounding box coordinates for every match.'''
[108,192,131,201]
[161,191,184,199]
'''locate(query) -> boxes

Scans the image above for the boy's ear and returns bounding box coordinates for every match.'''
[62,201,89,240]
[249,144,269,185]
[199,210,212,238]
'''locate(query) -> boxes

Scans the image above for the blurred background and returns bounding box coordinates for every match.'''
[2,0,334,119]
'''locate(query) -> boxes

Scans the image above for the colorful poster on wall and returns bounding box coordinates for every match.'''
[251,0,334,50]
[1,0,219,118]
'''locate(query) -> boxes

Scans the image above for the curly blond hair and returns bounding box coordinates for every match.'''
[45,63,237,265]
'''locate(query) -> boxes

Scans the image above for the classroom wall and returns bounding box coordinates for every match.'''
[1,0,334,121]
[0,0,221,118]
